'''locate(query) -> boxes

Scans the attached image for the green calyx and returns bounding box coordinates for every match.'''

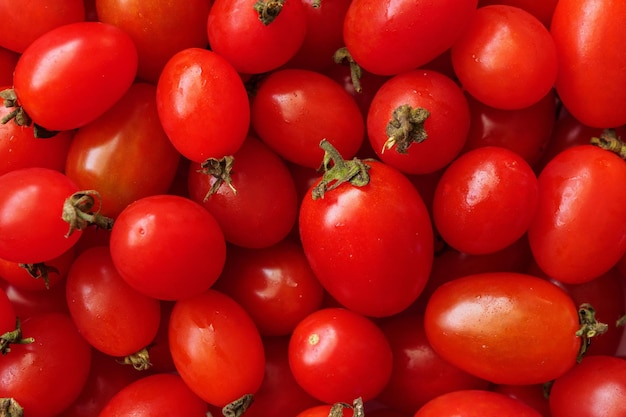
[311,139,370,200]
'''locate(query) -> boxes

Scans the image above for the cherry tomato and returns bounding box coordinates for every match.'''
[169,289,266,407]
[0,246,75,291]
[424,272,581,385]
[414,390,543,417]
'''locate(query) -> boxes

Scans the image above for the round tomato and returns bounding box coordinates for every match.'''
[414,390,543,417]
[424,272,581,385]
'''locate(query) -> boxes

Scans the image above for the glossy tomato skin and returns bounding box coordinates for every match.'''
[169,289,265,407]
[414,390,543,417]
[549,355,626,417]
[478,0,558,27]
[528,145,626,284]
[109,194,226,300]
[156,47,249,162]
[367,69,471,175]
[299,160,434,317]
[424,272,581,385]
[65,82,181,218]
[288,307,393,404]
[0,313,93,417]
[13,21,138,131]
[343,0,478,75]
[0,167,81,264]
[551,0,626,127]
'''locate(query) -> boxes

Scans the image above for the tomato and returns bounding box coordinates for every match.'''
[0,246,75,291]
[96,0,210,83]
[299,145,434,317]
[65,246,161,358]
[343,0,478,75]
[528,144,626,284]
[366,69,471,175]
[432,146,539,255]
[296,405,354,417]
[187,136,299,248]
[549,355,626,417]
[0,0,85,53]
[477,0,558,28]
[414,390,543,417]
[169,289,265,407]
[156,47,249,162]
[99,373,209,417]
[109,194,226,300]
[424,272,581,385]
[551,0,626,127]
[250,68,364,169]
[0,313,92,417]
[207,0,307,74]
[213,240,325,336]
[65,82,181,218]
[288,307,393,404]
[12,21,137,131]
[451,5,558,110]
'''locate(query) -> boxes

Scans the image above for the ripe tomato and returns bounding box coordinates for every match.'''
[451,5,558,110]
[288,307,393,404]
[432,146,539,255]
[414,390,543,417]
[0,246,75,291]
[109,194,226,300]
[169,289,265,407]
[343,0,478,75]
[424,272,581,385]
[12,21,137,131]
[156,47,249,162]
[299,147,434,317]
[528,144,626,284]
[65,82,181,218]
[366,69,471,175]
[551,0,626,127]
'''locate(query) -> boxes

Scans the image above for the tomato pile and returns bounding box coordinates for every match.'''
[1,1,626,416]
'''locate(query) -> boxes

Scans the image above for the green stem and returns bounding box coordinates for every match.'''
[253,0,285,25]
[312,139,370,200]
[575,303,608,362]
[0,398,23,417]
[0,318,35,355]
[62,190,114,238]
[590,128,626,159]
[119,347,152,371]
[18,262,59,290]
[333,47,363,93]
[222,394,254,417]
[198,156,237,202]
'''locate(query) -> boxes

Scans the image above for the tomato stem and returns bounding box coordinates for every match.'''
[119,347,152,371]
[312,139,370,200]
[0,398,24,417]
[18,262,59,290]
[198,156,237,201]
[312,0,321,7]
[384,104,430,154]
[329,397,364,417]
[575,303,608,362]
[253,0,286,25]
[222,394,254,417]
[333,47,363,93]
[590,128,626,159]
[62,190,114,238]
[0,318,35,355]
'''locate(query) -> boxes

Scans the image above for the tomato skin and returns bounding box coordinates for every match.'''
[109,194,226,300]
[156,47,249,162]
[13,21,138,131]
[478,0,558,27]
[65,82,181,218]
[424,272,580,385]
[414,390,543,417]
[551,0,626,127]
[528,145,626,284]
[168,289,266,407]
[299,160,434,317]
[343,0,478,75]
[288,307,393,404]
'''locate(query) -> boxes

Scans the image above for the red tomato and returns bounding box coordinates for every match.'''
[551,0,626,127]
[250,68,364,169]
[12,21,137,131]
[549,355,626,417]
[169,289,266,407]
[109,194,226,300]
[288,307,393,404]
[367,69,471,175]
[451,5,558,110]
[99,373,209,417]
[414,390,543,417]
[432,146,539,255]
[0,313,92,417]
[207,0,307,74]
[65,82,181,218]
[96,0,210,83]
[156,47,249,162]
[343,0,478,75]
[478,0,558,27]
[296,405,354,417]
[424,272,581,385]
[0,246,75,291]
[299,150,434,317]
[528,144,626,284]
